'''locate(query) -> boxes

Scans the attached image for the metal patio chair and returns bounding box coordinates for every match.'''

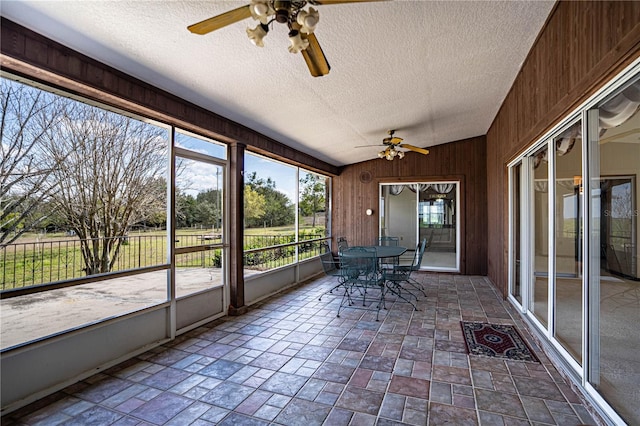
[382,238,427,309]
[378,236,399,246]
[377,236,400,270]
[337,236,349,253]
[318,243,346,301]
[337,246,386,321]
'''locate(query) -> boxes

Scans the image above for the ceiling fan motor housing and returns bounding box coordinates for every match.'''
[274,1,290,23]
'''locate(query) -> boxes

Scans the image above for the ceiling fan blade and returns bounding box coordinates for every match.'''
[310,0,387,4]
[301,33,331,77]
[188,5,252,35]
[399,144,430,155]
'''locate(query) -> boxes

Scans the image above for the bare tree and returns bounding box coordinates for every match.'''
[41,103,168,275]
[0,79,65,246]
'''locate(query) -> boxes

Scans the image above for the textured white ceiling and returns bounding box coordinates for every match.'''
[1,0,555,167]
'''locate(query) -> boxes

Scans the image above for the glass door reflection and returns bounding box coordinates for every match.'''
[589,77,640,425]
[380,182,459,272]
[553,121,583,363]
[419,184,457,270]
[532,144,550,328]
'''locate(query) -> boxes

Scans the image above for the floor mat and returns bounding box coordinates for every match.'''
[460,321,539,363]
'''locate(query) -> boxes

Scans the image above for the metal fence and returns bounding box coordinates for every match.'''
[1,233,327,291]
[0,235,167,290]
[243,238,326,271]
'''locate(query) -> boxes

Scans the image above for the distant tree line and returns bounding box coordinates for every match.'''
[244,172,295,228]
[176,188,222,229]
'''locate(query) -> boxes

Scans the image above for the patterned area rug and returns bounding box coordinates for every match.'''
[460,322,539,363]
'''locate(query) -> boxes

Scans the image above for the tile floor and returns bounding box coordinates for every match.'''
[3,273,598,425]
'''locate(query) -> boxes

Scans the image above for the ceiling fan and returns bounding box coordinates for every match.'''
[357,130,430,160]
[187,0,385,77]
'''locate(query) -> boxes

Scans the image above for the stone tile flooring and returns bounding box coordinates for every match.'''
[3,274,598,425]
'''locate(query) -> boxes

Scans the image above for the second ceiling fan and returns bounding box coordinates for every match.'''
[187,0,385,77]
[357,130,430,160]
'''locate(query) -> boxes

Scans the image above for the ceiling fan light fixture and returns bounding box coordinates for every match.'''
[297,7,319,34]
[249,0,272,23]
[288,29,309,53]
[378,145,405,161]
[247,23,269,47]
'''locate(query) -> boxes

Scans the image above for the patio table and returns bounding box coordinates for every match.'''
[339,245,407,260]
[335,245,409,320]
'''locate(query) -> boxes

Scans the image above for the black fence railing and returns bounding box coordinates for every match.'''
[1,235,167,291]
[243,237,327,271]
[1,233,328,291]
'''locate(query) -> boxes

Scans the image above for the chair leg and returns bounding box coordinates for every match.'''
[336,285,349,317]
[406,278,427,297]
[385,281,419,310]
[375,284,388,321]
[319,280,346,301]
[387,280,419,301]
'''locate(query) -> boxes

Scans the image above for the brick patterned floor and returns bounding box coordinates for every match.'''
[2,273,597,425]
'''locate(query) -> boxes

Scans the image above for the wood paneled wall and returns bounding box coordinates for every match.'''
[0,18,339,177]
[334,136,487,276]
[486,1,640,295]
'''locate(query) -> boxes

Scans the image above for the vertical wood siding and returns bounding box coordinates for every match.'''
[486,1,640,295]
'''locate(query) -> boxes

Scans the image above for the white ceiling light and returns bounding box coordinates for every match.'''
[247,1,319,49]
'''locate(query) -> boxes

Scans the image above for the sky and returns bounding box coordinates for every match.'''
[245,152,297,202]
[175,131,299,201]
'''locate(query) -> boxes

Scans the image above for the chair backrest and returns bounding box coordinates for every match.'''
[378,236,399,246]
[425,230,435,250]
[339,246,377,280]
[337,237,349,252]
[412,237,428,270]
[320,250,339,276]
[407,244,421,268]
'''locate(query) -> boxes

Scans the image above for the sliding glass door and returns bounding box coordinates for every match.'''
[509,164,523,304]
[553,121,583,363]
[588,76,640,424]
[380,182,459,272]
[520,120,587,364]
[531,144,550,329]
[509,70,640,425]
